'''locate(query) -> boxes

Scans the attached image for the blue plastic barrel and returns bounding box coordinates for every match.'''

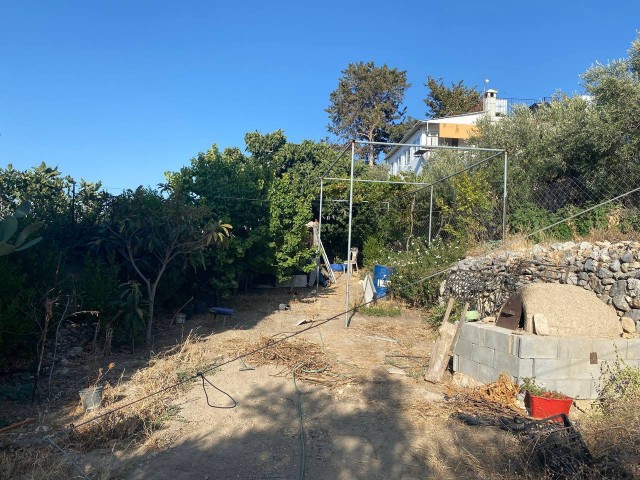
[373,265,392,299]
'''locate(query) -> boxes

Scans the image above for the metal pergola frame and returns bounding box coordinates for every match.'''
[318,139,507,327]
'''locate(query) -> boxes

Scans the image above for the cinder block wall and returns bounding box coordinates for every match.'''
[453,322,640,399]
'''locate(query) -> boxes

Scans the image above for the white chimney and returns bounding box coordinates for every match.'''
[484,89,498,116]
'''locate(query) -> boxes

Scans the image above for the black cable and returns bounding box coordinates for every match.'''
[197,372,237,409]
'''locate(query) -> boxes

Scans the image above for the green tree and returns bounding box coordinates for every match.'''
[423,77,482,118]
[101,188,231,345]
[326,61,410,166]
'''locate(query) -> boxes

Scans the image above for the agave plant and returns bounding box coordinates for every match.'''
[0,201,43,256]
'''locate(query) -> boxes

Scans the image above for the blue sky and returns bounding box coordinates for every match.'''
[1,1,638,191]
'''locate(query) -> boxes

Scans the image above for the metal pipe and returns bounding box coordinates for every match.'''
[502,152,508,242]
[320,142,353,179]
[318,179,324,240]
[357,139,505,153]
[396,150,505,199]
[428,185,434,246]
[323,177,431,186]
[345,141,356,328]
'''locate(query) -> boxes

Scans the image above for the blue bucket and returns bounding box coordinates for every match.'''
[373,265,392,299]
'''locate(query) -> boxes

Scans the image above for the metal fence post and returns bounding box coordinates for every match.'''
[428,185,433,246]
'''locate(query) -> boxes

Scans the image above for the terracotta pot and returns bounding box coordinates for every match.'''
[526,391,573,419]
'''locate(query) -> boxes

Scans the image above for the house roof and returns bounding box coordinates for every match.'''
[385,111,485,160]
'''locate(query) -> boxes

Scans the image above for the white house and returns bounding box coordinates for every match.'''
[385,89,506,175]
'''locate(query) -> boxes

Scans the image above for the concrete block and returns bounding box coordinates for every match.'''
[471,345,495,367]
[627,339,640,360]
[453,339,473,357]
[517,358,534,379]
[452,354,459,372]
[458,356,479,378]
[483,326,516,353]
[567,358,600,380]
[493,350,519,378]
[533,358,572,380]
[556,379,593,399]
[592,339,628,360]
[458,322,487,346]
[557,338,594,359]
[518,335,558,359]
[477,364,502,384]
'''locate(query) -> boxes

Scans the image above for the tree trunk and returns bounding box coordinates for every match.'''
[368,143,375,167]
[145,284,156,346]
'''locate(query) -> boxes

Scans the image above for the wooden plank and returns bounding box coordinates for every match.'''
[423,298,457,383]
[0,418,34,435]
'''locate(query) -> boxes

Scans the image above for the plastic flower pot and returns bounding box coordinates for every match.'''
[79,385,104,412]
[526,391,573,420]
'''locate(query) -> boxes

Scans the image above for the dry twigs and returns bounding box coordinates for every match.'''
[448,373,526,418]
[241,336,351,387]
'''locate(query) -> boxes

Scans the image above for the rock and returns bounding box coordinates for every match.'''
[626,309,640,322]
[562,241,576,250]
[612,295,630,311]
[628,278,640,292]
[532,244,546,255]
[578,241,592,251]
[602,278,615,285]
[610,259,621,272]
[621,251,635,263]
[629,261,640,270]
[584,259,597,272]
[621,263,629,273]
[533,313,550,335]
[630,297,640,309]
[610,280,627,298]
[596,268,613,279]
[621,317,636,333]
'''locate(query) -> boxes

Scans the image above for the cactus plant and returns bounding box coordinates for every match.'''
[0,201,43,256]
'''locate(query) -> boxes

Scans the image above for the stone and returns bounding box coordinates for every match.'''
[584,259,597,272]
[513,283,622,338]
[612,295,630,311]
[621,263,630,273]
[626,309,640,322]
[578,241,592,251]
[596,268,613,279]
[621,251,635,263]
[628,278,640,292]
[610,280,627,298]
[532,244,546,255]
[621,317,637,333]
[602,278,615,285]
[610,259,621,272]
[630,297,640,309]
[533,313,550,336]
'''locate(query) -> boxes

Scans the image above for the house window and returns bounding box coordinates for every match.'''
[439,138,459,147]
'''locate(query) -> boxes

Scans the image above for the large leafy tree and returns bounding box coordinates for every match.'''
[102,188,231,345]
[326,61,410,166]
[423,76,482,118]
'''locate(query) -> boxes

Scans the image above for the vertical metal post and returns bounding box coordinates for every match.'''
[428,185,433,246]
[345,141,355,328]
[318,179,324,240]
[502,151,508,242]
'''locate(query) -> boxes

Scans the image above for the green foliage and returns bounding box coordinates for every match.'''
[0,201,43,256]
[80,252,120,322]
[596,357,640,415]
[520,378,569,399]
[357,304,401,317]
[111,281,147,345]
[423,77,482,118]
[384,239,466,307]
[326,61,410,166]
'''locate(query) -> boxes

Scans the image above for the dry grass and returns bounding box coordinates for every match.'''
[68,332,216,451]
[448,373,526,418]
[239,335,352,387]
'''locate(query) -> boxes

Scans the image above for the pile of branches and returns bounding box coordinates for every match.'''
[241,335,351,387]
[448,373,526,418]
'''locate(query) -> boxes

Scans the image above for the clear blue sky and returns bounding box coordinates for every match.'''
[1,1,638,191]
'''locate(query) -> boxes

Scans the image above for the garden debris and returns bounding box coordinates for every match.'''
[448,372,526,418]
[240,336,351,387]
[366,335,398,343]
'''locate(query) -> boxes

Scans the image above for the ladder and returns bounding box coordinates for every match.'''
[313,225,336,284]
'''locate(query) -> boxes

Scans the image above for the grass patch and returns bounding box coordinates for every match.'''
[357,304,401,317]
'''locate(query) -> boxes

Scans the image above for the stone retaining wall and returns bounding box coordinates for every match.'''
[441,240,640,332]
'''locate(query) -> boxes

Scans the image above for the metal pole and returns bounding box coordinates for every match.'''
[345,141,356,328]
[428,185,433,246]
[358,139,504,153]
[502,151,508,242]
[324,177,431,186]
[318,179,324,239]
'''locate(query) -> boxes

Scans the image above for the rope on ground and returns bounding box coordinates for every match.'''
[44,264,453,441]
[197,371,237,409]
[292,364,306,480]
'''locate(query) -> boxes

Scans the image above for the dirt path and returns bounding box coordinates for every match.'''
[68,276,521,479]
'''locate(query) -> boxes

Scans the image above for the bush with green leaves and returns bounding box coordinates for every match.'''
[378,239,466,307]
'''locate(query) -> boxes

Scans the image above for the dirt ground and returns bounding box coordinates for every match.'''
[2,274,526,479]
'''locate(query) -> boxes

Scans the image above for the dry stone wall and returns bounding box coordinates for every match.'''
[441,240,640,332]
